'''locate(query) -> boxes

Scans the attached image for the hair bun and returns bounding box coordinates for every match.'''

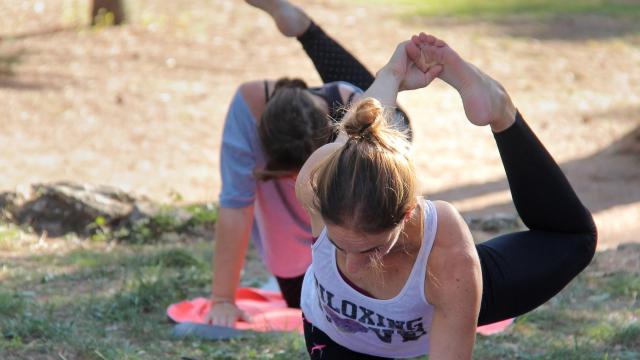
[344,98,383,138]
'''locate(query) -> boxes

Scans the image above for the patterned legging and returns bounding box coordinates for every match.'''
[297,22,412,139]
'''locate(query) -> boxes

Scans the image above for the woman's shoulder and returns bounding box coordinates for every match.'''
[431,201,471,248]
[239,80,276,121]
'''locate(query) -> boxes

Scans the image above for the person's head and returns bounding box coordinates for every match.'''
[255,78,332,181]
[312,97,417,274]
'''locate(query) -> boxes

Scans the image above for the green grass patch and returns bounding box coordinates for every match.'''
[0,224,23,250]
[91,203,217,244]
[145,248,205,269]
[0,291,25,318]
[365,0,640,18]
[184,202,218,226]
[610,322,640,348]
[1,223,639,359]
[602,271,640,298]
[0,293,71,347]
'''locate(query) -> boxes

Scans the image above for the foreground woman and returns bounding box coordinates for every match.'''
[296,33,597,359]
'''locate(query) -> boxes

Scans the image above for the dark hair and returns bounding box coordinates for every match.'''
[313,97,416,234]
[255,78,331,181]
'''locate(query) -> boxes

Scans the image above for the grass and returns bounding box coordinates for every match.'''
[0,224,23,250]
[0,215,298,359]
[365,0,640,18]
[89,202,217,244]
[1,220,638,359]
[1,198,638,359]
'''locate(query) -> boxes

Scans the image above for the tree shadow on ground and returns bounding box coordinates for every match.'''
[493,14,640,41]
[0,26,78,42]
[0,76,62,91]
[0,49,69,91]
[426,118,640,220]
[419,14,640,41]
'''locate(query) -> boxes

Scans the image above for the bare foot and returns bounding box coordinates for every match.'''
[246,0,311,37]
[409,33,516,131]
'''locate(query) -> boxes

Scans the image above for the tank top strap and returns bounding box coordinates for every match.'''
[421,199,438,253]
[263,80,270,102]
[405,199,438,303]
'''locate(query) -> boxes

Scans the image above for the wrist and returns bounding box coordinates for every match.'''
[367,67,401,107]
[211,293,235,303]
[377,65,403,86]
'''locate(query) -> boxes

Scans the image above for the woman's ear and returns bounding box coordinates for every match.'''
[402,204,417,223]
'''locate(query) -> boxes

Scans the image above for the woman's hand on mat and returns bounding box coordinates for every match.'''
[206,301,252,327]
[380,40,442,91]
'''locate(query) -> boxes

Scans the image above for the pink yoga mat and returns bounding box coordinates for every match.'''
[168,288,304,333]
[167,288,513,335]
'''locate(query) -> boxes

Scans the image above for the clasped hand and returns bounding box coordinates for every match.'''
[380,35,444,91]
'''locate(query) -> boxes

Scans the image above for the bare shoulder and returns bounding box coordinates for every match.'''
[239,80,276,121]
[337,82,362,105]
[432,201,474,251]
[426,200,481,306]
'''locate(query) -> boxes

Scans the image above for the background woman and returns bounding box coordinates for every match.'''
[207,0,410,326]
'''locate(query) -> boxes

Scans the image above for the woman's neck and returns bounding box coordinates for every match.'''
[391,200,424,256]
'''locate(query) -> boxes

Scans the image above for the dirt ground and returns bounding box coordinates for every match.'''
[1,0,639,250]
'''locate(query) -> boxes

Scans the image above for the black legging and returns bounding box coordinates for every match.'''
[297,22,375,92]
[476,112,597,325]
[276,274,305,308]
[297,22,413,140]
[302,112,597,359]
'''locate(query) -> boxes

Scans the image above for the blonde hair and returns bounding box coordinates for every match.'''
[313,97,417,234]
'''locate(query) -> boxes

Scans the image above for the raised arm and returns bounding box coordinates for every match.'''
[295,40,441,234]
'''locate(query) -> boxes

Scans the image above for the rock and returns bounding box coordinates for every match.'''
[0,182,195,239]
[14,182,136,236]
[0,182,219,242]
[466,213,524,233]
[0,191,24,222]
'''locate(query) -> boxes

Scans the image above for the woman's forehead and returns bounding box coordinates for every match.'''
[325,223,394,251]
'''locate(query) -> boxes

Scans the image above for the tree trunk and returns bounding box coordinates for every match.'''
[91,0,125,26]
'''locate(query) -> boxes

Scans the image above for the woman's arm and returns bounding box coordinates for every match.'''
[427,201,482,359]
[207,206,254,326]
[207,84,264,326]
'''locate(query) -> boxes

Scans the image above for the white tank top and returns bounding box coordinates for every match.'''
[301,199,437,358]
